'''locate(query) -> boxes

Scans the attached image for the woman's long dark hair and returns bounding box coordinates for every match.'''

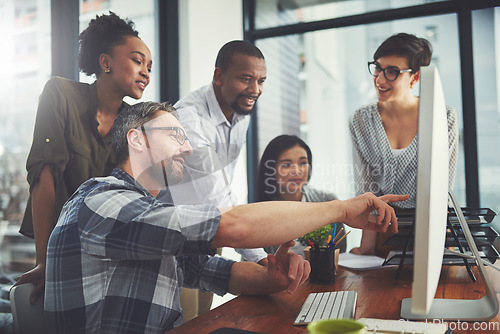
[256,135,312,202]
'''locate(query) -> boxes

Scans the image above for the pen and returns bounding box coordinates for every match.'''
[327,235,334,250]
[334,230,351,247]
[333,227,344,243]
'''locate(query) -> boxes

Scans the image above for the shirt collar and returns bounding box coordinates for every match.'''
[207,83,248,128]
[111,168,175,204]
[111,168,151,197]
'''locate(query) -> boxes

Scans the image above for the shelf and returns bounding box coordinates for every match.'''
[384,245,499,266]
[395,207,498,226]
[383,225,499,247]
[384,207,499,273]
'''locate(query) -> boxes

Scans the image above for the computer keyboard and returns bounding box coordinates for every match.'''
[294,291,357,325]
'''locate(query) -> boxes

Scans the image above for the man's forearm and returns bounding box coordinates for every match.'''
[227,262,282,296]
[213,200,345,249]
[31,165,56,265]
[213,193,405,250]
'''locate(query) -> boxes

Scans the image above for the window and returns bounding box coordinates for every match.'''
[255,0,434,29]
[0,0,51,270]
[249,0,498,249]
[254,9,466,205]
[473,8,500,232]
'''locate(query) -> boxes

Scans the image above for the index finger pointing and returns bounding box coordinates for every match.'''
[380,194,410,204]
[274,240,295,257]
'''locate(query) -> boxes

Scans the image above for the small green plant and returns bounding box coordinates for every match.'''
[298,224,333,247]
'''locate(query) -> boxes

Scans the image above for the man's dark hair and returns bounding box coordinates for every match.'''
[215,40,265,71]
[78,11,140,76]
[373,33,432,72]
[257,135,313,202]
[112,101,177,166]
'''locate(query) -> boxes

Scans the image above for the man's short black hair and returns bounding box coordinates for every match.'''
[215,40,265,71]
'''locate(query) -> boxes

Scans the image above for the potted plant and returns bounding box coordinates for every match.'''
[298,224,341,277]
[297,225,333,248]
[298,225,334,264]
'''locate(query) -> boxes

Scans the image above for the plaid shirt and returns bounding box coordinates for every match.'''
[45,168,234,333]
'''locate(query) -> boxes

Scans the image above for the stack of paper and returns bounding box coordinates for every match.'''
[338,253,395,270]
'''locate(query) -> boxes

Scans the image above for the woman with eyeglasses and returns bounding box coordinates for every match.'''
[349,33,458,256]
[15,12,152,302]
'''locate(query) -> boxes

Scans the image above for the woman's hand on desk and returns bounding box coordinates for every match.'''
[267,240,310,294]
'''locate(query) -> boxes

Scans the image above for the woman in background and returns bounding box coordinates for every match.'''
[257,135,346,255]
[16,12,152,302]
[349,33,458,256]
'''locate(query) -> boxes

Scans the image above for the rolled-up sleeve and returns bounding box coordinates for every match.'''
[180,255,234,295]
[26,78,71,189]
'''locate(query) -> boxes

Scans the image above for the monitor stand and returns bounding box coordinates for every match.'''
[400,191,499,321]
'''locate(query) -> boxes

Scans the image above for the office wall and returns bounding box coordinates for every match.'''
[178,0,243,96]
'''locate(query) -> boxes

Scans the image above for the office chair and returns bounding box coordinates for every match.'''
[9,283,46,334]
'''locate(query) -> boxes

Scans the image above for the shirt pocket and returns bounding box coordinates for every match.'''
[65,134,93,190]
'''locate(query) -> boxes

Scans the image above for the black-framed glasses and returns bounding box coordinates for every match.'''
[368,61,412,81]
[141,126,189,145]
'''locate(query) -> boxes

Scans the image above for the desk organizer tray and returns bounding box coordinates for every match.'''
[446,226,499,246]
[383,226,499,247]
[444,236,494,247]
[448,207,497,224]
[395,207,497,226]
[383,245,499,266]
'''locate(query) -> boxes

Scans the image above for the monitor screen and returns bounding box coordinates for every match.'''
[411,66,449,315]
[400,66,498,321]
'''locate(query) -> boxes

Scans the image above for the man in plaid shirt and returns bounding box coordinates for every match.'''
[45,101,406,333]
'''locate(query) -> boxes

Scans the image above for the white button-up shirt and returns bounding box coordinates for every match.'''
[173,83,267,263]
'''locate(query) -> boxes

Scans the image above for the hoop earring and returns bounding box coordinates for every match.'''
[105,68,111,73]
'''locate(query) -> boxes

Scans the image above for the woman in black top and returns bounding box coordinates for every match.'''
[16,12,152,302]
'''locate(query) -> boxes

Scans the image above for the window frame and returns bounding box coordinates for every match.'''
[242,0,500,206]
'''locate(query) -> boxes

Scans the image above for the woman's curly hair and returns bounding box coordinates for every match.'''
[78,11,139,76]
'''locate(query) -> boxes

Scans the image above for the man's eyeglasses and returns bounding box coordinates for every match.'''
[368,61,412,81]
[141,126,189,145]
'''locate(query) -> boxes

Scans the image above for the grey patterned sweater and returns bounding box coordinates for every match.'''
[349,103,458,209]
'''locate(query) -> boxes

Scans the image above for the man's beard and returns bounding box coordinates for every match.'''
[138,159,184,191]
[231,94,257,116]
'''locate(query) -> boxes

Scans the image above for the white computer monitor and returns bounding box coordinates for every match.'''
[400,66,499,321]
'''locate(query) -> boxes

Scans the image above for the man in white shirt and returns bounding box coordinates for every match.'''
[174,40,268,264]
[172,40,268,320]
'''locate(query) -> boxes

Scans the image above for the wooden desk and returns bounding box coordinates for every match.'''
[167,265,500,334]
